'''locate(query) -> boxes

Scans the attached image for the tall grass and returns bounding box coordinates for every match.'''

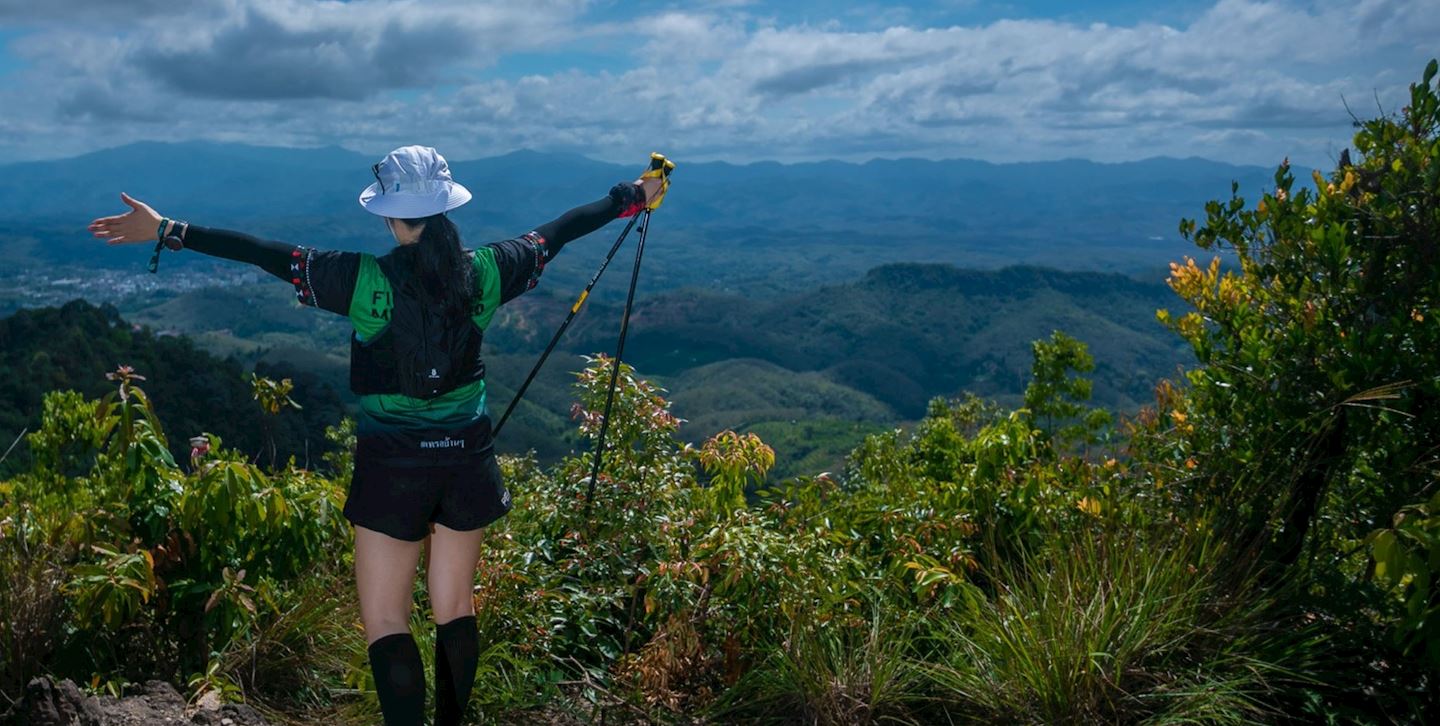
[209,558,370,725]
[926,526,1314,724]
[0,513,72,705]
[713,600,925,725]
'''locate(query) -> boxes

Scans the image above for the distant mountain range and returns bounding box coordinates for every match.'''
[0,141,1288,293]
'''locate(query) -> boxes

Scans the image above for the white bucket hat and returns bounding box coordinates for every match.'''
[358,145,472,218]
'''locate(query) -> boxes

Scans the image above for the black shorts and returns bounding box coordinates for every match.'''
[343,451,512,542]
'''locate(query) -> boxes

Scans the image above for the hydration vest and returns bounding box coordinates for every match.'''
[348,250,485,399]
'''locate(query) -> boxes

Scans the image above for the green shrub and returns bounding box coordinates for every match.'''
[1,367,351,700]
[1153,58,1440,714]
[209,561,364,721]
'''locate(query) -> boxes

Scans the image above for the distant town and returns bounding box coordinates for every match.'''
[0,263,264,316]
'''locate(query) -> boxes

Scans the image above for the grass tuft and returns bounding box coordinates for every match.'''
[713,600,924,725]
[925,526,1313,724]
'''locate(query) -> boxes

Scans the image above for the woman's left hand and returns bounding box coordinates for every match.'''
[88,192,163,245]
[634,176,664,207]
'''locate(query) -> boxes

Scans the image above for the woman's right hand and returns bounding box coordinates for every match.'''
[88,192,163,245]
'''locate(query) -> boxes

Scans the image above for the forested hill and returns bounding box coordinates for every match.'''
[0,301,344,475]
[526,263,1189,419]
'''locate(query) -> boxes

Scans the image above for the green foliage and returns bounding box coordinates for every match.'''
[0,365,349,705]
[26,390,105,477]
[205,561,365,720]
[695,430,775,514]
[825,390,1134,597]
[1165,61,1440,555]
[322,416,356,489]
[1150,58,1440,712]
[460,355,866,717]
[1024,330,1112,446]
[471,355,701,711]
[250,372,303,470]
[0,323,1374,722]
[0,519,69,699]
[63,544,158,631]
[715,599,924,725]
[250,372,301,415]
[1366,490,1440,667]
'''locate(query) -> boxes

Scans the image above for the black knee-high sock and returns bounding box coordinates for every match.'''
[367,632,425,726]
[434,615,479,726]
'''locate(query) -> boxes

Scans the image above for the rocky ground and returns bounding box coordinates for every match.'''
[2,677,270,726]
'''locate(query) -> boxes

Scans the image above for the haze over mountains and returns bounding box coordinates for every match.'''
[0,141,1284,294]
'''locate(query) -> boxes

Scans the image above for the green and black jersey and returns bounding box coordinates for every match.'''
[178,183,641,456]
[294,235,545,438]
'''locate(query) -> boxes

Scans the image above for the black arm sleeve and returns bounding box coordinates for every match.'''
[183,225,294,279]
[486,183,643,305]
[531,182,641,261]
[182,225,360,316]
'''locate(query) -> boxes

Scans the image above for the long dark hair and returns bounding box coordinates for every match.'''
[396,213,472,319]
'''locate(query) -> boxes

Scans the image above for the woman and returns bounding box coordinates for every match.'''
[87,145,665,726]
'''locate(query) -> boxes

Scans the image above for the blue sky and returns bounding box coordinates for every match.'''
[0,0,1433,166]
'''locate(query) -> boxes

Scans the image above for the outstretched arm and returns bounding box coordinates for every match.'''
[88,193,358,315]
[181,226,302,280]
[488,180,661,305]
[531,182,645,261]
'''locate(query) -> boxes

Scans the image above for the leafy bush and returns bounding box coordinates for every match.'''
[1365,490,1440,668]
[1163,60,1440,562]
[0,367,350,705]
[469,355,842,717]
[1152,58,1440,714]
[0,514,71,700]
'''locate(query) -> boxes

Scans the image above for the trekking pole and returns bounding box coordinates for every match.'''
[492,212,640,438]
[584,153,673,513]
[493,152,675,439]
[584,210,650,513]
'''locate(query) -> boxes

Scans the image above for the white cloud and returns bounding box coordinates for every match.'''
[0,0,1435,165]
